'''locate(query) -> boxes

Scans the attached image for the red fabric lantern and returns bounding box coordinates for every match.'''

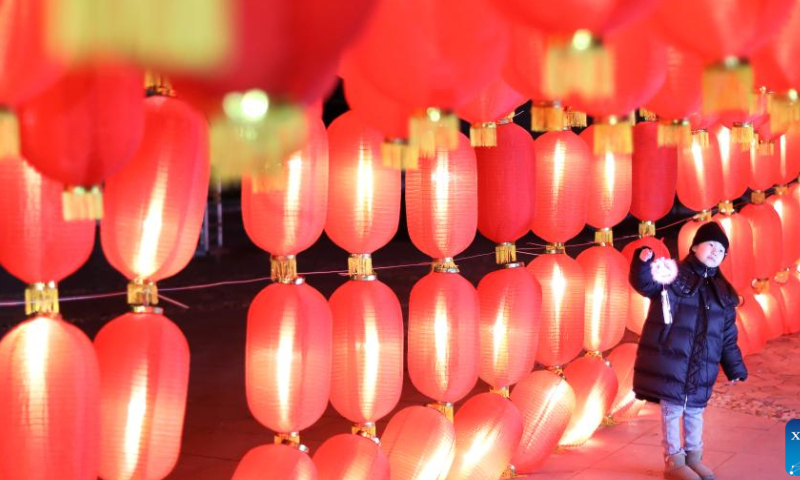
[645,46,704,124]
[580,126,632,228]
[689,113,721,132]
[329,280,403,425]
[576,246,629,353]
[509,371,575,474]
[101,94,209,282]
[326,111,401,255]
[607,343,641,422]
[776,274,800,333]
[381,406,456,480]
[406,133,477,259]
[782,126,800,184]
[712,124,752,201]
[527,253,585,367]
[750,142,782,192]
[767,190,800,269]
[751,3,800,92]
[621,237,670,265]
[233,444,317,480]
[0,315,100,480]
[678,218,709,260]
[627,286,651,337]
[738,291,767,354]
[677,132,724,212]
[446,393,523,480]
[477,266,542,390]
[754,289,787,339]
[313,434,389,480]
[531,130,591,243]
[242,117,328,256]
[502,24,547,102]
[713,213,756,293]
[94,311,189,480]
[476,121,536,246]
[559,355,618,448]
[631,122,678,222]
[246,282,332,434]
[0,156,94,284]
[456,76,526,147]
[741,202,783,279]
[408,271,479,404]
[342,71,412,141]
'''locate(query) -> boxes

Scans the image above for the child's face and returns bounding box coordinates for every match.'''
[692,241,726,268]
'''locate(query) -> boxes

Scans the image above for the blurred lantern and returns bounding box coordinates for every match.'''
[678,214,711,260]
[408,270,479,417]
[446,393,523,480]
[344,0,509,157]
[753,285,787,339]
[94,311,189,480]
[713,212,756,293]
[381,406,456,480]
[0,315,100,480]
[622,237,669,336]
[477,266,542,393]
[767,186,800,270]
[631,122,678,225]
[775,272,800,333]
[781,125,800,183]
[621,237,670,265]
[712,124,752,202]
[18,64,144,220]
[246,281,332,444]
[559,355,618,448]
[741,194,783,280]
[476,121,536,265]
[676,131,724,212]
[607,343,643,423]
[233,444,317,480]
[406,133,477,263]
[456,76,525,147]
[750,136,782,192]
[738,291,768,354]
[531,130,591,243]
[527,250,585,368]
[509,370,575,474]
[576,245,629,354]
[580,125,632,229]
[312,434,389,480]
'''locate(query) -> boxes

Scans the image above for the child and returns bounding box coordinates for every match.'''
[630,222,747,480]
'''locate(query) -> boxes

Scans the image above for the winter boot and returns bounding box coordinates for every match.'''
[686,451,715,480]
[664,453,701,480]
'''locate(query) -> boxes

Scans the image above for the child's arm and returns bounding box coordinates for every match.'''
[720,306,748,381]
[629,247,660,298]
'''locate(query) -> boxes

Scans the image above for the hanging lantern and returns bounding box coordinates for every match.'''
[509,370,575,474]
[381,406,456,480]
[445,393,523,480]
[580,125,632,229]
[631,122,678,223]
[713,213,756,293]
[576,246,629,353]
[621,237,669,265]
[678,215,711,260]
[233,444,317,480]
[735,317,751,357]
[753,285,787,339]
[456,76,526,147]
[738,291,768,354]
[622,237,669,337]
[408,271,479,412]
[782,125,800,183]
[607,343,643,422]
[527,251,585,368]
[559,355,619,448]
[18,64,145,220]
[477,266,542,392]
[246,281,332,438]
[531,130,591,243]
[767,186,800,270]
[775,272,800,333]
[0,315,100,480]
[712,124,752,202]
[750,137,782,192]
[741,196,783,280]
[406,132,477,262]
[312,434,389,480]
[627,286,651,337]
[677,131,724,212]
[476,121,536,265]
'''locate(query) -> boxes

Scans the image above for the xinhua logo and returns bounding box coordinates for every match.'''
[786,420,800,475]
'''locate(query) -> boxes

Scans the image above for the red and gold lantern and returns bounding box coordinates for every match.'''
[741,198,783,279]
[781,126,800,184]
[713,213,756,293]
[678,216,710,260]
[456,76,525,147]
[750,139,782,192]
[559,355,618,448]
[677,132,724,212]
[738,291,768,354]
[631,122,678,223]
[580,125,632,229]
[233,444,317,480]
[607,343,644,422]
[753,287,787,339]
[312,434,389,480]
[381,406,456,480]
[712,124,752,202]
[767,186,800,270]
[576,246,629,353]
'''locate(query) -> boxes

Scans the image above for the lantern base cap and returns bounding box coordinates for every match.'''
[427,402,454,423]
[409,108,458,158]
[25,282,59,317]
[62,185,103,221]
[0,108,19,157]
[543,30,612,101]
[470,122,498,147]
[530,102,566,132]
[381,139,419,170]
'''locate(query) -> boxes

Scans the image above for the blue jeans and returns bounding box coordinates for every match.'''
[660,399,705,457]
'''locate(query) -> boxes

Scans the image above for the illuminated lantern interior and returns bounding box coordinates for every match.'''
[676,131,723,212]
[630,122,678,223]
[559,355,618,448]
[712,124,751,202]
[381,406,457,480]
[576,246,629,353]
[607,343,641,422]
[580,125,632,229]
[740,201,783,280]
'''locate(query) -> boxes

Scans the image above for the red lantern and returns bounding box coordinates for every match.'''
[242,117,328,256]
[741,201,783,279]
[456,76,526,147]
[381,406,456,480]
[782,125,800,184]
[754,289,787,339]
[477,266,542,390]
[509,371,575,474]
[645,46,704,143]
[751,3,800,92]
[446,393,523,480]
[559,355,618,448]
[677,132,724,212]
[713,213,756,293]
[326,111,401,256]
[342,71,412,141]
[527,253,585,367]
[678,218,709,260]
[0,315,100,480]
[329,280,403,426]
[408,271,479,404]
[607,343,641,422]
[502,24,548,102]
[738,291,768,354]
[406,133,477,260]
[735,317,750,357]
[576,246,629,353]
[531,130,591,243]
[312,434,389,480]
[712,124,752,201]
[94,311,189,480]
[767,190,800,269]
[776,274,800,333]
[233,444,317,480]
[631,122,678,222]
[621,237,670,265]
[750,142,781,192]
[476,121,536,251]
[580,126,632,228]
[627,286,651,336]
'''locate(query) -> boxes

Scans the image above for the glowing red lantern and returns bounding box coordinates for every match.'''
[342,70,412,141]
[559,355,618,448]
[406,133,477,260]
[509,371,575,474]
[527,252,585,367]
[627,286,651,336]
[767,189,800,269]
[0,315,100,480]
[477,266,542,390]
[329,280,403,427]
[242,117,329,257]
[776,274,800,333]
[677,132,724,212]
[781,125,800,184]
[381,406,456,480]
[678,217,710,260]
[750,142,782,192]
[531,130,591,243]
[456,76,526,147]
[576,246,629,353]
[313,434,389,480]
[607,343,641,422]
[712,124,752,201]
[738,291,768,354]
[580,125,632,228]
[233,444,317,480]
[408,271,479,405]
[713,213,756,293]
[621,237,669,265]
[741,200,783,279]
[754,288,787,339]
[94,311,189,480]
[735,317,750,357]
[752,3,800,92]
[446,393,523,480]
[631,122,678,223]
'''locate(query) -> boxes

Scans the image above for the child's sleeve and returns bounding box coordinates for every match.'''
[720,306,748,381]
[629,247,660,298]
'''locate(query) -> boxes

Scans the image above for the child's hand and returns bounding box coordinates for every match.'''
[639,248,654,262]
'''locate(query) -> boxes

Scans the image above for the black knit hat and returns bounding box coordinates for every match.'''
[691,222,729,251]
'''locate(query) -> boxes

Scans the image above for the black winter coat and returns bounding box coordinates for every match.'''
[630,249,747,408]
